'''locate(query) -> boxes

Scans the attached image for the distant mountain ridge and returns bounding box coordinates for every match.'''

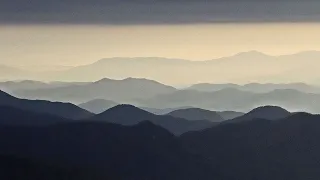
[13,78,177,104]
[188,82,320,93]
[140,88,320,113]
[43,51,320,84]
[3,51,320,84]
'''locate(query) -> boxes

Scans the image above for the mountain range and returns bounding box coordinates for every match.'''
[6,78,320,113]
[188,82,320,93]
[141,88,320,113]
[2,51,320,85]
[13,78,176,104]
[2,104,320,179]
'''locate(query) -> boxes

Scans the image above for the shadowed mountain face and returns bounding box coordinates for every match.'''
[167,108,225,122]
[0,114,215,180]
[0,90,93,119]
[0,106,68,126]
[3,106,320,179]
[217,111,244,120]
[140,106,194,115]
[140,88,320,113]
[225,106,291,123]
[78,99,118,114]
[92,105,215,135]
[14,78,176,104]
[180,113,320,180]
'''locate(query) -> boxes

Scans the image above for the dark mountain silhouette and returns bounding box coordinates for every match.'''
[14,77,176,104]
[0,119,215,180]
[140,88,320,113]
[0,90,93,119]
[92,104,214,135]
[3,105,320,179]
[225,105,291,123]
[78,99,118,113]
[0,106,68,126]
[180,113,320,180]
[167,108,225,122]
[0,155,99,180]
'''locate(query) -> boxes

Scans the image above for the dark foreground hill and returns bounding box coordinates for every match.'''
[3,106,320,179]
[181,112,320,180]
[0,110,214,180]
[0,90,93,119]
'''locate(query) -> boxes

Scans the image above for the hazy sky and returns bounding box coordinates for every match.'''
[1,23,320,67]
[1,0,320,68]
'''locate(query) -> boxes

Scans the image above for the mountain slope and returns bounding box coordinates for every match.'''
[0,119,214,180]
[78,99,118,113]
[217,111,244,120]
[92,104,215,135]
[167,108,225,122]
[0,106,68,126]
[180,113,320,180]
[0,90,93,119]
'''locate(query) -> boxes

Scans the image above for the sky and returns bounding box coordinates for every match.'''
[1,0,320,68]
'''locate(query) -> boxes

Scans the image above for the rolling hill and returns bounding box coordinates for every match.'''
[167,108,225,122]
[91,104,215,135]
[0,90,93,119]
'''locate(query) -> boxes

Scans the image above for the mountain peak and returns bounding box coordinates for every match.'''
[99,104,152,116]
[234,51,270,58]
[225,105,291,123]
[93,78,114,84]
[249,105,290,115]
[243,106,290,120]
